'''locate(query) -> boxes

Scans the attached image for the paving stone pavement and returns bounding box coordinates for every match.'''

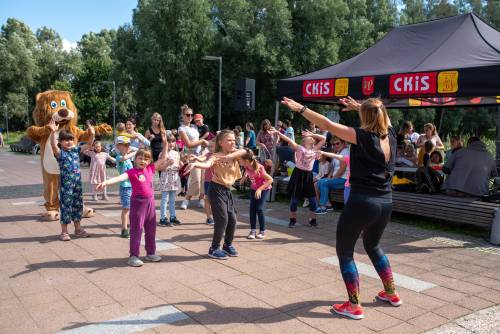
[1,149,500,334]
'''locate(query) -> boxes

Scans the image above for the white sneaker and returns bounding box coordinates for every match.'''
[198,199,205,208]
[256,232,266,239]
[247,231,256,239]
[127,256,144,267]
[180,200,189,210]
[302,198,310,207]
[145,254,162,262]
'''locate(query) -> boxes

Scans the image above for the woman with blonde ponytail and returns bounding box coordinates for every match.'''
[281,96,401,320]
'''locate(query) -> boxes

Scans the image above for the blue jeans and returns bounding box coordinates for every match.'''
[317,178,346,206]
[344,186,351,204]
[160,191,176,219]
[249,189,269,231]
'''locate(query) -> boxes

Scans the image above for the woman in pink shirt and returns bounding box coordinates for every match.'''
[240,149,273,239]
[271,128,325,228]
[97,136,169,267]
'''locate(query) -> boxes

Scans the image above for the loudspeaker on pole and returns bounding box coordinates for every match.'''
[235,78,255,111]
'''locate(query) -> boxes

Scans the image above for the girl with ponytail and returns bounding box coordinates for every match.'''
[281,96,401,320]
[239,149,273,239]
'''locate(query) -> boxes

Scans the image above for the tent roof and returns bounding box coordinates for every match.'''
[283,13,500,81]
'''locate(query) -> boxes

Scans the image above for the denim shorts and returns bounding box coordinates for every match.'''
[120,187,132,209]
[204,181,211,195]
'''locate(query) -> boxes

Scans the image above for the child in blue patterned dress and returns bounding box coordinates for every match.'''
[48,119,94,241]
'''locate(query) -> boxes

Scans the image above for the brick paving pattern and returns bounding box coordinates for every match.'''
[1,149,499,333]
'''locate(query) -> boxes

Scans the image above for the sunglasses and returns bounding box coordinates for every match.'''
[333,142,341,146]
[185,114,193,117]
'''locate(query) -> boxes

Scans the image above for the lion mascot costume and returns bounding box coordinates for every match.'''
[27,90,112,221]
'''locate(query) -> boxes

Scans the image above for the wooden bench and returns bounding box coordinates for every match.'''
[274,177,500,228]
[10,137,38,154]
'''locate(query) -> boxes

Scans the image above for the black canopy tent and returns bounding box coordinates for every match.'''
[268,13,500,193]
[277,13,500,108]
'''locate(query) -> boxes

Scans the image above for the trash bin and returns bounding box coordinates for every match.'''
[491,208,500,245]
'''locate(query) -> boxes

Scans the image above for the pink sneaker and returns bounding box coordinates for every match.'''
[332,301,364,320]
[376,290,402,307]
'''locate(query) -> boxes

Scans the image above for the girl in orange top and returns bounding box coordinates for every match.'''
[185,130,246,260]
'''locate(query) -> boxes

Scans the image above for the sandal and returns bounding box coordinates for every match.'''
[74,228,89,238]
[59,232,71,241]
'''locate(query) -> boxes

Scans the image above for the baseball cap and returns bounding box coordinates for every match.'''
[115,136,130,145]
[193,114,203,121]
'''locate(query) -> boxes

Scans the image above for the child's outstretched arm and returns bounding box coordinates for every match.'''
[270,128,298,150]
[318,150,345,161]
[218,149,247,160]
[48,120,60,158]
[118,151,137,162]
[185,156,215,173]
[96,173,129,191]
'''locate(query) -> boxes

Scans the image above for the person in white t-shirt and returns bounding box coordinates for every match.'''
[178,104,208,210]
[315,137,349,214]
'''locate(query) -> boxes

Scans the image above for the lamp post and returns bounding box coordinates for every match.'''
[202,56,222,131]
[3,104,8,142]
[102,81,116,139]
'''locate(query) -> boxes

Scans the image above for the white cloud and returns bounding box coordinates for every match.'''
[62,39,77,52]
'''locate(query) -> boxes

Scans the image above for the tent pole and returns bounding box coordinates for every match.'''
[496,106,500,172]
[270,101,280,202]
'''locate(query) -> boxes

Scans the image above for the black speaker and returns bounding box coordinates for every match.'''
[235,78,255,111]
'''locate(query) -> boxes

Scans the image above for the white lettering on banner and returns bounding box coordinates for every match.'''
[302,79,334,98]
[390,72,437,95]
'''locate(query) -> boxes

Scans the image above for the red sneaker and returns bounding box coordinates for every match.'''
[376,290,402,307]
[332,301,364,320]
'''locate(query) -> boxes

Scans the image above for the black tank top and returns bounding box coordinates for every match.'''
[149,127,163,152]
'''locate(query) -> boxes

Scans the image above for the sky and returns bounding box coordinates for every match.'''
[0,0,137,51]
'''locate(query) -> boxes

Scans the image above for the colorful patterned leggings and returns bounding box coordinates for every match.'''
[336,192,395,305]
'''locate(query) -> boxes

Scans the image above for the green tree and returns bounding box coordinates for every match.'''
[400,0,426,24]
[288,0,349,74]
[0,19,38,129]
[132,0,215,129]
[338,0,374,60]
[211,0,294,127]
[366,0,399,42]
[72,30,115,124]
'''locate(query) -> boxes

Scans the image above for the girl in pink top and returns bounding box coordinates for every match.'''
[271,128,325,228]
[84,141,115,201]
[240,149,273,239]
[97,136,169,267]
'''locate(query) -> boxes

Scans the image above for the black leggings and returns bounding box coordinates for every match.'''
[336,192,395,304]
[209,182,237,249]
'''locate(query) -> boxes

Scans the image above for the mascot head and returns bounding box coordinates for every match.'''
[33,90,77,127]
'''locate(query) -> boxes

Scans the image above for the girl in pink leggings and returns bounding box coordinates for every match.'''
[97,137,169,267]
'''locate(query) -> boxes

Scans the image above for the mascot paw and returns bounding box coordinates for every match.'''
[99,124,113,135]
[42,211,59,221]
[83,207,95,218]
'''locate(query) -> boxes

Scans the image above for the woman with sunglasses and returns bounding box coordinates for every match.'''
[178,104,209,210]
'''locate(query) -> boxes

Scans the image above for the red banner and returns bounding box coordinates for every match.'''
[389,72,437,95]
[302,79,335,98]
[362,76,375,95]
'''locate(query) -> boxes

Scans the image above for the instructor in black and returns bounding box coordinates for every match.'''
[281,96,401,320]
